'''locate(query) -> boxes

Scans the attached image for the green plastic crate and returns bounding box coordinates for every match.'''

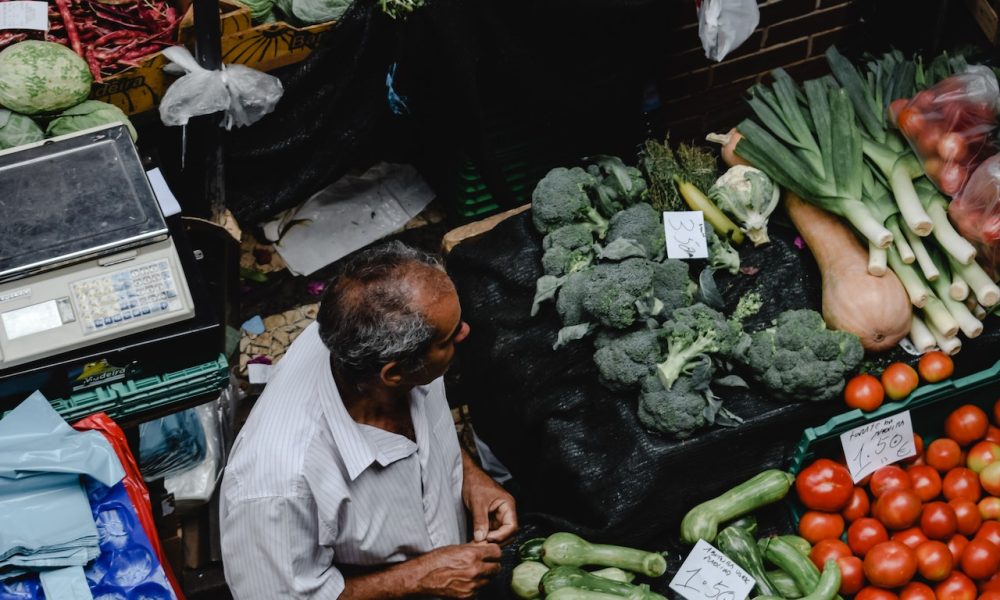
[47,354,230,422]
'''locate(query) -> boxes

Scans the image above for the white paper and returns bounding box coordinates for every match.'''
[664,211,709,259]
[840,411,917,482]
[146,168,182,217]
[0,1,48,31]
[670,539,755,600]
[247,363,272,385]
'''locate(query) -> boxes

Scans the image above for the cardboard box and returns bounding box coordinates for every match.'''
[88,49,173,117]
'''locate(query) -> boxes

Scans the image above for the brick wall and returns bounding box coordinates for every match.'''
[650,0,864,141]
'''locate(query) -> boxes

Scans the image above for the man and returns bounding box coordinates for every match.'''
[220,241,518,599]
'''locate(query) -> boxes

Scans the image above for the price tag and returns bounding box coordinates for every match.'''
[670,539,755,600]
[663,211,709,259]
[840,410,917,482]
[0,2,48,31]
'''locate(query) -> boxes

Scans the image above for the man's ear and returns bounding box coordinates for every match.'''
[380,361,405,388]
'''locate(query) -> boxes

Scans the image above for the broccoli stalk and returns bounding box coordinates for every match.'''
[654,304,743,390]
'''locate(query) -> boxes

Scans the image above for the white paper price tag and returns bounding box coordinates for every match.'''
[840,410,917,482]
[663,211,709,259]
[670,539,755,600]
[0,1,48,31]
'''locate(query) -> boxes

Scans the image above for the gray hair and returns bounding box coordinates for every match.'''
[317,241,445,389]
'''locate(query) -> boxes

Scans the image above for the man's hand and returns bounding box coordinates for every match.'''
[462,450,518,544]
[415,542,502,599]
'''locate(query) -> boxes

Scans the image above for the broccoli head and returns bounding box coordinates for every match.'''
[605,203,666,261]
[655,303,745,390]
[582,258,663,330]
[588,157,649,217]
[637,374,708,439]
[651,259,696,319]
[531,167,608,236]
[743,309,864,403]
[593,328,664,392]
[556,269,590,326]
[707,223,741,275]
[541,223,595,277]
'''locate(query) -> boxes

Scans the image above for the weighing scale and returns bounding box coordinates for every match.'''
[0,125,226,416]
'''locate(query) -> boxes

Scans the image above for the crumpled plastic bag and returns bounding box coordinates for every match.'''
[698,0,759,62]
[950,154,1000,277]
[158,46,284,130]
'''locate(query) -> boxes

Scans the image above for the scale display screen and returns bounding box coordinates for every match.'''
[2,300,62,340]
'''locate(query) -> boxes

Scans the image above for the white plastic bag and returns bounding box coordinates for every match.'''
[158,46,284,130]
[698,0,759,62]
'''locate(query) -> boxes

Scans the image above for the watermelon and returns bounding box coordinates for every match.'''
[0,41,92,115]
[0,108,44,150]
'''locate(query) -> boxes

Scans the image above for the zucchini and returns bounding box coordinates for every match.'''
[511,561,548,599]
[716,526,778,597]
[520,537,547,562]
[541,566,666,600]
[547,589,632,600]
[592,568,636,583]
[759,536,844,600]
[755,560,840,600]
[541,533,667,578]
[727,515,758,537]
[680,470,795,544]
[757,535,811,559]
[767,570,803,599]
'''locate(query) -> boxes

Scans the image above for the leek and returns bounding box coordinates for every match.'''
[949,256,1000,307]
[914,179,978,265]
[924,316,963,355]
[909,315,937,354]
[927,252,982,338]
[950,272,970,302]
[868,242,888,276]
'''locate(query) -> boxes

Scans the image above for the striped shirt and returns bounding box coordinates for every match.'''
[219,322,467,600]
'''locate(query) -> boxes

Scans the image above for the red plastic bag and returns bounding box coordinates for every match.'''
[950,154,1000,277]
[73,412,187,600]
[892,66,1000,196]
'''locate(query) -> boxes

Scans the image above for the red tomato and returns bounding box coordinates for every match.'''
[796,458,855,511]
[906,434,927,465]
[899,108,927,138]
[981,462,1000,497]
[917,125,945,156]
[838,555,867,595]
[944,468,982,502]
[940,163,968,196]
[986,426,1000,445]
[912,90,936,109]
[961,539,1000,580]
[929,439,965,472]
[799,511,846,544]
[872,466,913,498]
[968,441,1000,474]
[950,498,984,536]
[850,518,891,557]
[949,534,971,563]
[864,541,918,588]
[939,132,970,162]
[975,522,1000,547]
[937,572,978,600]
[810,538,852,570]
[901,582,937,600]
[918,350,954,383]
[979,572,1000,593]
[979,592,1000,600]
[857,587,900,600]
[875,489,924,530]
[921,501,959,540]
[910,465,943,501]
[846,374,886,411]
[947,405,990,447]
[916,540,955,581]
[882,363,920,401]
[889,99,910,124]
[979,496,1000,520]
[894,527,931,549]
[843,487,872,522]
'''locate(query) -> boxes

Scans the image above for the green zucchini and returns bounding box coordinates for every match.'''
[520,537,547,562]
[511,561,548,599]
[541,566,666,600]
[546,588,632,600]
[767,569,803,599]
[757,535,811,559]
[680,470,795,544]
[541,532,667,578]
[759,536,845,600]
[727,515,758,537]
[716,526,778,597]
[754,560,840,600]
[592,568,636,583]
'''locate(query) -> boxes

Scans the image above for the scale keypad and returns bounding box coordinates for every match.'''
[71,259,184,334]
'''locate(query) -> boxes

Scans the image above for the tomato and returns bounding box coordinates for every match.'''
[894,527,931,549]
[872,466,913,498]
[947,405,990,447]
[944,468,983,502]
[843,487,872,522]
[882,363,920,401]
[940,163,968,196]
[918,350,955,383]
[910,465,943,501]
[968,441,1000,474]
[981,462,1000,497]
[846,374,885,411]
[921,501,959,540]
[799,510,846,544]
[850,518,891,557]
[961,539,1000,580]
[949,534,971,563]
[980,496,1000,520]
[916,540,955,581]
[929,439,964,472]
[975,522,1000,547]
[900,108,927,138]
[906,434,926,465]
[797,458,855,512]
[979,592,1000,600]
[937,572,978,600]
[864,541,918,588]
[838,555,867,595]
[980,572,1000,594]
[950,498,984,536]
[917,125,945,156]
[987,426,1000,445]
[857,587,900,600]
[890,99,910,124]
[875,489,924,530]
[901,582,937,600]
[810,538,852,570]
[939,132,970,162]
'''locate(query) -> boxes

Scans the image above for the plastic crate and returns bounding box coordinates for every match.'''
[46,354,230,422]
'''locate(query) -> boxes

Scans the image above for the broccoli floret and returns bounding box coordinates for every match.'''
[605,203,666,261]
[556,269,590,326]
[651,259,696,319]
[593,328,664,391]
[582,258,662,330]
[541,223,595,277]
[655,303,745,390]
[531,167,608,236]
[743,309,864,403]
[637,374,708,439]
[587,157,648,217]
[707,223,740,275]
[732,292,763,323]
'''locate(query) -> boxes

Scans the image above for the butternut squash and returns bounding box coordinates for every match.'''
[785,192,912,352]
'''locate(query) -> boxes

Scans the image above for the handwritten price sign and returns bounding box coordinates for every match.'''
[670,539,755,600]
[663,211,709,260]
[840,411,917,482]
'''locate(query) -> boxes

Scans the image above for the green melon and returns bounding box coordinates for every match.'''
[0,41,92,115]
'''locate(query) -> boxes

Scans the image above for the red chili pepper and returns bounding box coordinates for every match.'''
[83,46,103,82]
[54,0,84,57]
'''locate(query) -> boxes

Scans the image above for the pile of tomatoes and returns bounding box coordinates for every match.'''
[795,401,1000,600]
[845,352,955,413]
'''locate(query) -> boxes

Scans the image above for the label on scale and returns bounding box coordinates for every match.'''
[840,410,917,482]
[0,2,48,31]
[669,539,755,600]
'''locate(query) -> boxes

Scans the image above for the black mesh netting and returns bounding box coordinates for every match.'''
[444,209,1000,599]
